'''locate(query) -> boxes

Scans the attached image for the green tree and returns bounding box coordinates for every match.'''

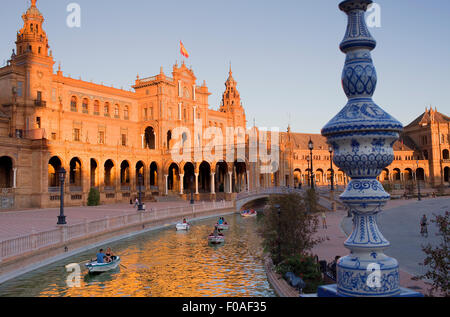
[260,193,321,265]
[414,211,449,297]
[87,187,100,206]
[304,188,319,213]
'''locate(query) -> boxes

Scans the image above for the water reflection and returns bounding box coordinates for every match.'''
[0,214,275,297]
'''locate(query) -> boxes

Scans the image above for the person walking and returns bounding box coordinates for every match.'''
[321,212,327,229]
[420,214,428,237]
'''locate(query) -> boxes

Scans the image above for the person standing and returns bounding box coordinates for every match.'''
[420,214,428,237]
[321,212,327,229]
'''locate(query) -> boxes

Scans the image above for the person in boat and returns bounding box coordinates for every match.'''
[96,248,106,264]
[183,218,187,224]
[105,247,115,262]
[218,217,224,225]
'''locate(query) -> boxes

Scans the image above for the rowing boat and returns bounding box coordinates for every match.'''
[85,256,121,273]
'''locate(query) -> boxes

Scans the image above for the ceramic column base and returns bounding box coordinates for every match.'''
[337,254,400,296]
[317,284,423,297]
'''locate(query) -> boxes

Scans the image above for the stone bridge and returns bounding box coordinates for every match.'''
[235,186,341,212]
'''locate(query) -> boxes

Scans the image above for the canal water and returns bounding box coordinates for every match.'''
[0,213,275,297]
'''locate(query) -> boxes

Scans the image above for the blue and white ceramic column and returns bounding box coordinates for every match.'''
[321,0,404,296]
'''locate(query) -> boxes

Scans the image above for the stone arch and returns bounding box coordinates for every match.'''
[48,156,63,187]
[183,162,195,192]
[144,126,156,149]
[150,161,158,187]
[90,158,99,187]
[316,168,324,185]
[234,161,247,193]
[69,157,82,188]
[444,167,449,183]
[404,168,413,181]
[293,168,301,187]
[136,161,145,187]
[120,161,131,185]
[104,159,115,187]
[393,168,401,181]
[199,161,211,193]
[0,156,13,188]
[168,163,180,191]
[380,168,389,182]
[216,161,228,193]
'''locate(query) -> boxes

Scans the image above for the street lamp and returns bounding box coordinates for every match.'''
[274,204,281,264]
[57,167,67,225]
[416,160,422,201]
[190,175,194,204]
[308,139,315,190]
[329,145,334,191]
[306,156,311,188]
[137,173,144,211]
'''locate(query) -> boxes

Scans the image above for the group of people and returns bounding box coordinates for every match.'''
[130,198,146,211]
[96,247,115,264]
[210,217,226,237]
[218,217,227,225]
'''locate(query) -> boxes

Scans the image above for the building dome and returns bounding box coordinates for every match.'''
[26,0,42,17]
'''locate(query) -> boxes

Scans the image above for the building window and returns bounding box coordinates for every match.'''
[144,108,148,120]
[121,134,127,146]
[82,98,89,113]
[114,105,120,118]
[73,128,80,141]
[17,82,23,97]
[124,106,129,120]
[104,103,110,117]
[36,117,41,129]
[94,100,100,115]
[70,96,77,112]
[51,133,57,140]
[98,131,105,144]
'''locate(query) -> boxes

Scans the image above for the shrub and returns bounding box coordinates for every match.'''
[87,187,100,206]
[276,254,323,293]
[260,194,321,265]
[414,211,449,297]
[304,188,319,213]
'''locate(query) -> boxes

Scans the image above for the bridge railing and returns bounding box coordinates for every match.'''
[236,187,303,201]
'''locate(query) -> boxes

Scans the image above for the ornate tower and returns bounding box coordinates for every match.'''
[321,0,410,297]
[220,66,246,128]
[15,0,51,59]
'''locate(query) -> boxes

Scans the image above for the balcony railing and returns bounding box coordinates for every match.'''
[69,186,82,192]
[35,100,46,107]
[121,185,131,191]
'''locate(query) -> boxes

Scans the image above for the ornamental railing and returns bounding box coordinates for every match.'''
[0,200,233,263]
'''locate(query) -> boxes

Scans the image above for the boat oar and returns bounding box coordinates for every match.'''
[120,264,128,269]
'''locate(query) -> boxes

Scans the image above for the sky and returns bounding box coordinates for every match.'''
[1,0,449,133]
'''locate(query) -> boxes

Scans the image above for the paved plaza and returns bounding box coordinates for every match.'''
[342,197,449,279]
[313,196,450,294]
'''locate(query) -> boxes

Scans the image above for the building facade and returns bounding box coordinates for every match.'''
[0,2,448,209]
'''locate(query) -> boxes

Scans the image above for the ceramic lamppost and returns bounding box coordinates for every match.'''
[320,0,421,297]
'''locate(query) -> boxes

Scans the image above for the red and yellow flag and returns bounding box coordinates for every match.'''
[180,41,189,58]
